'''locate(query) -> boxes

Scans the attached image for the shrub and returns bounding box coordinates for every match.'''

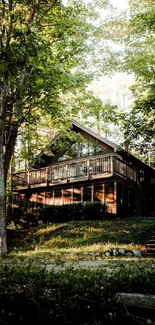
[0,264,155,324]
[11,202,109,228]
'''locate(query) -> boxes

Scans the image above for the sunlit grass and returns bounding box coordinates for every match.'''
[7,217,155,262]
[9,243,145,262]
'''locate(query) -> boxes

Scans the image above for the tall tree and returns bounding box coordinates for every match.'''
[98,0,155,164]
[122,0,155,164]
[0,0,98,256]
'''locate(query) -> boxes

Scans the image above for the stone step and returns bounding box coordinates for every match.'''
[146,249,155,254]
[146,243,155,247]
[142,252,155,256]
[145,234,155,254]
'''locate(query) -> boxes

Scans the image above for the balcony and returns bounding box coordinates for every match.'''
[12,153,137,191]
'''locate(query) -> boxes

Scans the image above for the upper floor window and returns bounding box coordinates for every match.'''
[139,170,145,182]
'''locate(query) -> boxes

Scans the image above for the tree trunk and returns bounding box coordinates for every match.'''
[0,119,7,257]
[4,128,18,184]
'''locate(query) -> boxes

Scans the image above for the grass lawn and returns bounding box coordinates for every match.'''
[2,217,155,325]
[6,216,155,263]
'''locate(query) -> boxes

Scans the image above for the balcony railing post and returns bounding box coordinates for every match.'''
[46,167,48,186]
[111,155,113,173]
[87,160,90,178]
[66,164,68,182]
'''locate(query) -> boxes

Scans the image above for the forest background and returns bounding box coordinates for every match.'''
[0,0,155,255]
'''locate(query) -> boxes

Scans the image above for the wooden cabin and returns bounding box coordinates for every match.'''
[12,120,155,217]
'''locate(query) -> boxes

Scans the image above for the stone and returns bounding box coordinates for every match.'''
[125,251,133,257]
[118,248,126,256]
[95,252,101,257]
[132,250,142,257]
[105,251,111,256]
[112,248,118,256]
[123,230,130,234]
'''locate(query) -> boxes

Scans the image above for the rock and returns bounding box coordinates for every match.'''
[118,248,125,256]
[125,251,133,257]
[132,250,142,257]
[95,252,101,257]
[112,248,118,256]
[105,251,111,256]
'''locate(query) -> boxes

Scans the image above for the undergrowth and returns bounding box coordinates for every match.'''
[7,217,155,261]
[0,263,155,324]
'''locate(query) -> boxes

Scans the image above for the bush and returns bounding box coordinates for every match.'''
[0,264,155,324]
[12,202,109,227]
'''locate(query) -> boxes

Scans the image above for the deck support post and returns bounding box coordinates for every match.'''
[44,191,46,207]
[35,192,38,208]
[62,188,64,205]
[103,183,105,204]
[53,188,55,205]
[71,187,74,203]
[91,183,94,203]
[81,185,83,202]
[114,180,117,214]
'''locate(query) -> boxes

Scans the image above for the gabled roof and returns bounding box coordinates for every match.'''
[32,119,155,173]
[71,119,117,151]
[32,119,117,168]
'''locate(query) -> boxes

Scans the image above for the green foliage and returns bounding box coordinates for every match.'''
[98,0,155,164]
[12,202,108,227]
[75,91,118,136]
[0,263,155,323]
[121,1,155,163]
[7,217,155,260]
[1,0,100,178]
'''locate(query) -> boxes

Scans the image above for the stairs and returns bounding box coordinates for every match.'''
[143,234,155,255]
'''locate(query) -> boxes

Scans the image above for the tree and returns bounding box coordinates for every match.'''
[71,91,118,136]
[98,0,155,164]
[122,0,155,164]
[0,0,98,256]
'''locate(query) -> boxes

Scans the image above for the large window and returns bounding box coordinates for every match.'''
[54,189,62,205]
[63,188,72,204]
[94,184,104,202]
[58,140,104,161]
[73,187,81,202]
[83,185,91,202]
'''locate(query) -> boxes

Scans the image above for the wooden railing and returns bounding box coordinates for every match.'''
[114,157,137,182]
[12,154,137,190]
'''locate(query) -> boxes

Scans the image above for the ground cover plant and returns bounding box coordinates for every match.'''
[0,263,155,324]
[1,217,155,324]
[7,217,155,261]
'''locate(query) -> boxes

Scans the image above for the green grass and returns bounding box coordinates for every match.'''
[6,217,155,262]
[1,262,155,324]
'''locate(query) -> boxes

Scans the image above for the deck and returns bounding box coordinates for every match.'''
[12,153,137,191]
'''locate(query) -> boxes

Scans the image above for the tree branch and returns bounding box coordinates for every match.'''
[37,0,58,24]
